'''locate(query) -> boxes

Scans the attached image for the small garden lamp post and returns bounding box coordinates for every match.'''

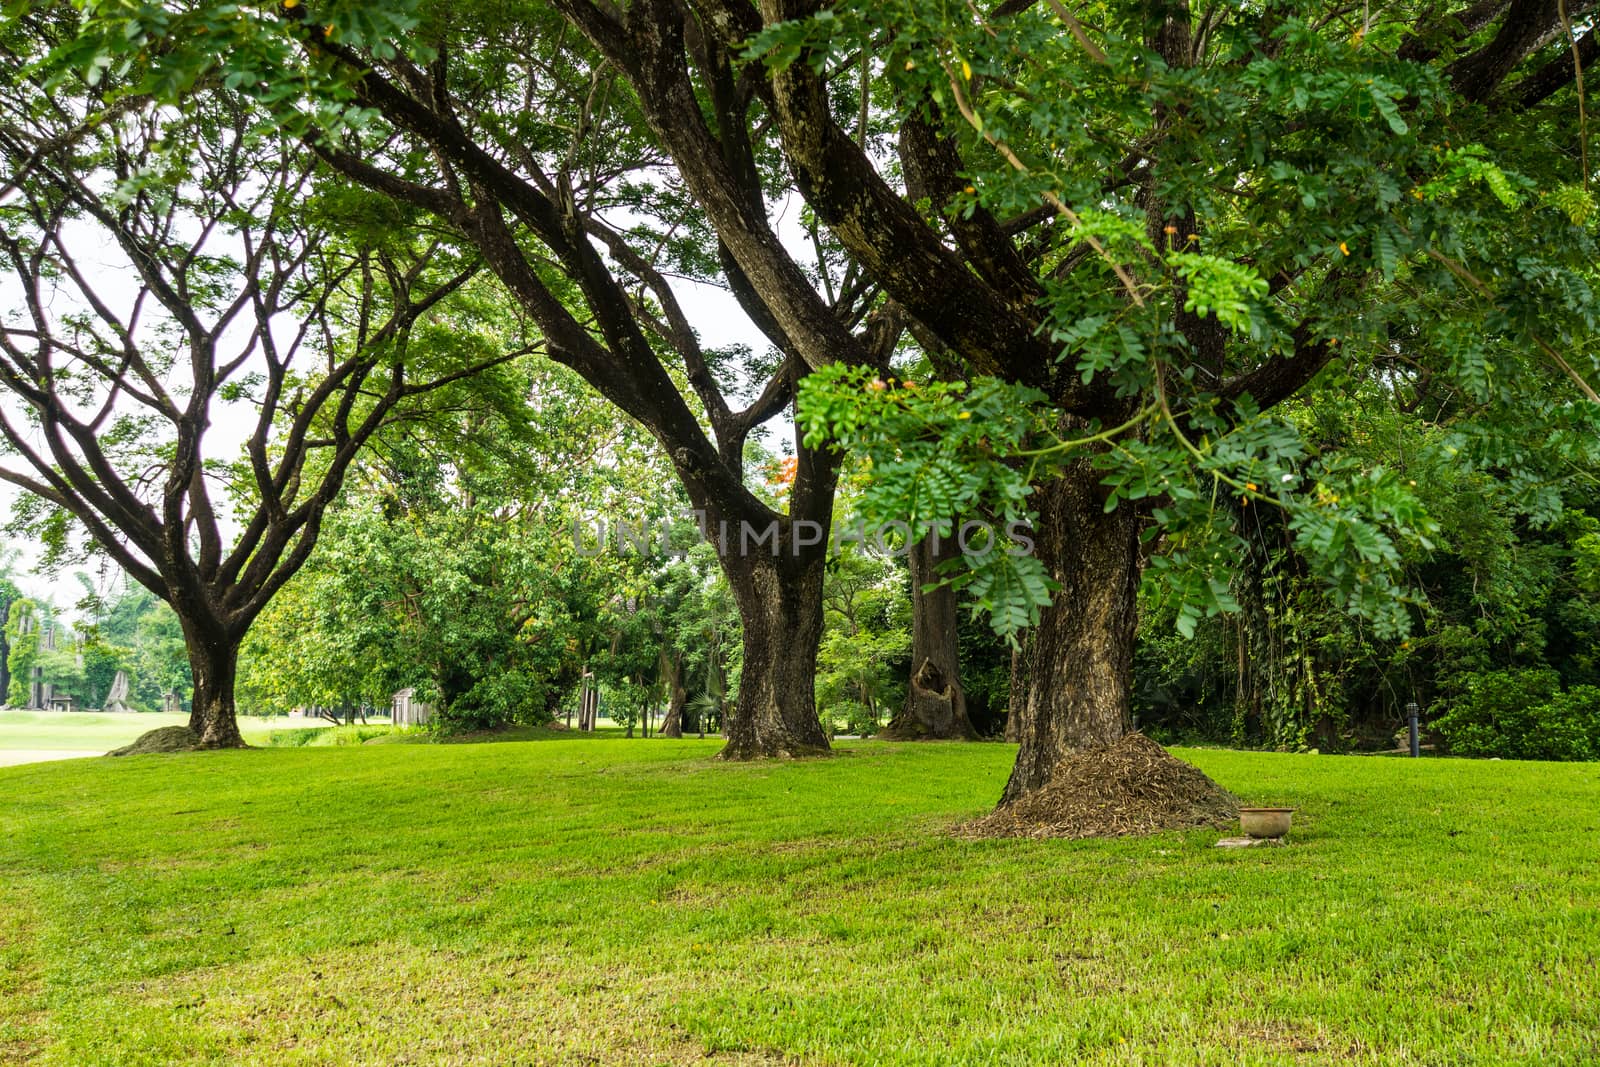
[1407,701,1421,758]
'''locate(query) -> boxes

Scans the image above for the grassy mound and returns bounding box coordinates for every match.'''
[105,725,200,756]
[966,732,1238,839]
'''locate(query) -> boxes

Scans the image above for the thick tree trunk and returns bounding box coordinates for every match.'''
[1000,462,1141,805]
[659,649,687,739]
[1004,645,1023,743]
[185,630,245,749]
[882,532,976,740]
[0,596,11,706]
[719,549,831,759]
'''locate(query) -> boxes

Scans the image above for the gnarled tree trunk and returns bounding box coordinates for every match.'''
[882,532,976,740]
[1000,462,1140,805]
[185,628,245,750]
[720,548,831,759]
[658,647,687,738]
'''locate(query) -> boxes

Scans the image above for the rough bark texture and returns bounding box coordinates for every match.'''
[1000,463,1141,805]
[659,649,687,738]
[185,631,245,749]
[720,550,831,759]
[881,533,976,740]
[1004,645,1023,743]
[0,595,11,706]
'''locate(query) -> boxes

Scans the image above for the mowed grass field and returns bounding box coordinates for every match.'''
[1,738,1596,1065]
[0,711,197,754]
[0,711,341,758]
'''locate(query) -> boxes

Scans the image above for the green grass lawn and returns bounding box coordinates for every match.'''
[1,739,1596,1065]
[0,710,345,755]
[0,710,196,752]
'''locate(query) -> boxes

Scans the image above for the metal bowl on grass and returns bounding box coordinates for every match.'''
[1238,807,1295,839]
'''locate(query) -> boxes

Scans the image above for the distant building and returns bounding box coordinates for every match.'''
[392,688,434,726]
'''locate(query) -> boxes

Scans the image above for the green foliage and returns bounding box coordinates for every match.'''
[3,599,40,707]
[1434,671,1600,762]
[78,639,128,709]
[774,0,1598,655]
[35,645,85,702]
[801,365,1438,643]
[28,0,430,142]
[1419,146,1525,209]
[1132,376,1600,751]
[829,700,878,738]
[798,367,1058,637]
[130,603,190,711]
[1547,184,1597,228]
[0,587,185,711]
[236,359,729,735]
[264,724,405,748]
[1164,252,1270,334]
[86,586,191,711]
[815,544,910,734]
[239,488,581,728]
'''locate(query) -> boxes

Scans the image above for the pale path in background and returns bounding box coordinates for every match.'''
[0,750,101,768]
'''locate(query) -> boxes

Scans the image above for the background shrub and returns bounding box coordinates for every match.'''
[1435,670,1599,760]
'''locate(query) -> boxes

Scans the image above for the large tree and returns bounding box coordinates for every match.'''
[0,59,511,745]
[779,0,1598,813]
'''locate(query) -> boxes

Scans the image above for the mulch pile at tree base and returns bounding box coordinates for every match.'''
[107,726,199,756]
[962,732,1239,840]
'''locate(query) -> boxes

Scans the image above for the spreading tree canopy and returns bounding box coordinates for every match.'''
[15,2,1600,821]
[28,0,914,756]
[773,0,1600,803]
[0,36,519,745]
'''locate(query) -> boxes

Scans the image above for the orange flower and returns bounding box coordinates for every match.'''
[772,456,800,488]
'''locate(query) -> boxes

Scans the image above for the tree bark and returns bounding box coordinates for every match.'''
[659,648,687,738]
[719,549,831,759]
[882,532,976,740]
[1000,462,1141,805]
[1004,644,1023,743]
[0,594,11,706]
[185,628,245,749]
